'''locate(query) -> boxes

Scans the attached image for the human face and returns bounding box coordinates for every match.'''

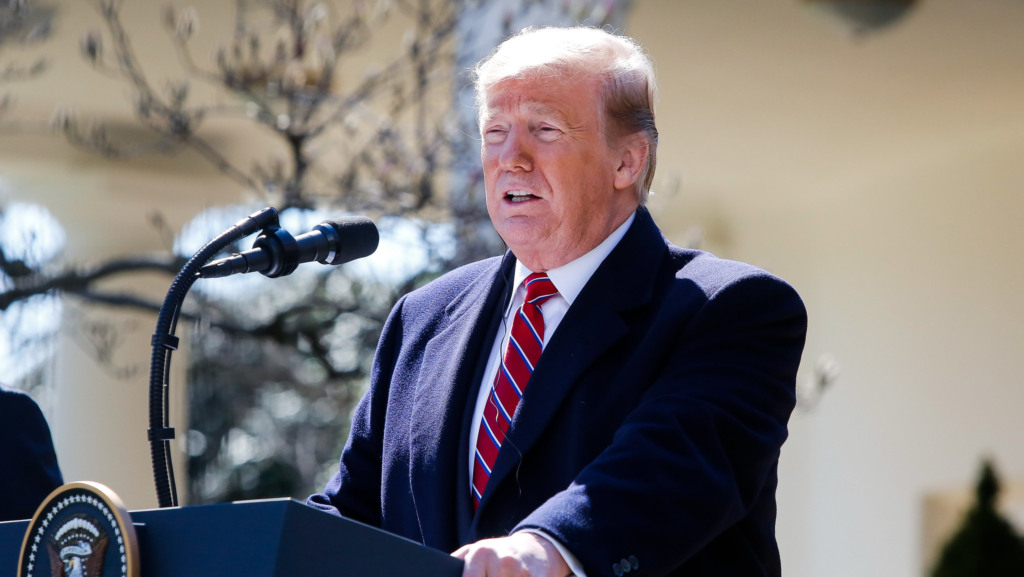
[480,73,641,272]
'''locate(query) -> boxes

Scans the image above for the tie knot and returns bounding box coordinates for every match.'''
[523,273,558,305]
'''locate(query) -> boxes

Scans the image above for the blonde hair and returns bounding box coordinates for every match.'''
[474,26,659,202]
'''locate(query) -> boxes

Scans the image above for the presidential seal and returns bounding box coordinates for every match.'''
[18,482,139,577]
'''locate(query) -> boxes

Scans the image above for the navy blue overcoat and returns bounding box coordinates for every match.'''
[310,208,807,577]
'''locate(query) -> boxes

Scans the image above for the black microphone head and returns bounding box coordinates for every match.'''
[317,217,379,265]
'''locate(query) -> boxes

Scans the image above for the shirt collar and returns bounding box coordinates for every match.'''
[511,211,636,307]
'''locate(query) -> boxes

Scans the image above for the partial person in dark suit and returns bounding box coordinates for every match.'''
[309,26,807,577]
[0,384,63,521]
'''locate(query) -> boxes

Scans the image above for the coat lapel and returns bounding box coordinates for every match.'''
[408,253,514,551]
[477,208,668,512]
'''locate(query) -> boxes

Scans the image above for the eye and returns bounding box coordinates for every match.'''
[535,125,562,142]
[483,126,507,144]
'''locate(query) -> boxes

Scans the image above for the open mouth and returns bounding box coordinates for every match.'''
[504,190,539,203]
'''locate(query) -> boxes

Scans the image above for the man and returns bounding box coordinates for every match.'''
[0,384,63,521]
[309,26,807,577]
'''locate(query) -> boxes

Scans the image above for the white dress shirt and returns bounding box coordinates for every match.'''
[467,212,635,575]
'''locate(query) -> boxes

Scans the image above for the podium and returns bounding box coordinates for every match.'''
[0,498,463,577]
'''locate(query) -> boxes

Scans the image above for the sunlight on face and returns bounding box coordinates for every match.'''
[480,73,640,272]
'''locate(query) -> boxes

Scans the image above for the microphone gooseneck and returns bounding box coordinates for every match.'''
[149,206,279,508]
[148,208,378,508]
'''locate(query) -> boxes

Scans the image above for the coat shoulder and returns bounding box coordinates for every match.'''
[666,246,801,301]
[402,255,507,311]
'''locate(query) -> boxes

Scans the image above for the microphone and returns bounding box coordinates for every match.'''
[199,216,379,279]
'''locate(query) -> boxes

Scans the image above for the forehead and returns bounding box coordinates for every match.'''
[481,73,603,120]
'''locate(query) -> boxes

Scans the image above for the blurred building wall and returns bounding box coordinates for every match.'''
[629,2,1024,576]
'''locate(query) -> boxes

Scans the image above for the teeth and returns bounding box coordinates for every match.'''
[505,190,535,202]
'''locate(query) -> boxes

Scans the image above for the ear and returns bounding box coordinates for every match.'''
[613,133,649,192]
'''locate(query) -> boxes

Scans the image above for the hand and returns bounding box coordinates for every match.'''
[452,532,572,577]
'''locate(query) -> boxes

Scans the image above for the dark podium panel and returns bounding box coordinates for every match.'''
[0,498,463,577]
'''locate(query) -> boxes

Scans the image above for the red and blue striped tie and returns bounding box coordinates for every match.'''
[471,272,558,509]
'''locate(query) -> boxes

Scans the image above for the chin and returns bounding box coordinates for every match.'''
[496,218,542,241]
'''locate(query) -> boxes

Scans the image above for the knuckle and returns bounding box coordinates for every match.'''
[498,555,524,576]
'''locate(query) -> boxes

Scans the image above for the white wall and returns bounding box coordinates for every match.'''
[629,2,1024,575]
[774,143,1024,577]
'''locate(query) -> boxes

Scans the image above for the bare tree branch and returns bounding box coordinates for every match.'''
[0,254,183,310]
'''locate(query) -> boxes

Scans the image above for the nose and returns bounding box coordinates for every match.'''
[497,128,533,172]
